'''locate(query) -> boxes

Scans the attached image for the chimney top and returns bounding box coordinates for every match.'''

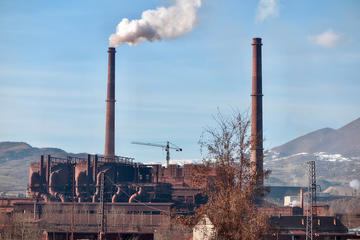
[108,47,116,53]
[252,38,262,45]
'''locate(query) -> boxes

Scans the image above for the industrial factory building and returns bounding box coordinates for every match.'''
[0,39,359,240]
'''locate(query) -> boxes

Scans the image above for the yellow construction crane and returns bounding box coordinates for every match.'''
[131,141,182,167]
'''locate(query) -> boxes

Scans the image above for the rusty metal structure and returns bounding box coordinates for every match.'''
[27,155,206,205]
[26,154,209,238]
[250,37,264,186]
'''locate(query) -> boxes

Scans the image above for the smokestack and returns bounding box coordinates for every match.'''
[250,38,264,186]
[104,47,116,160]
[300,188,304,210]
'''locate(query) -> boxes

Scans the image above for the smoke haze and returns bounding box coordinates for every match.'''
[109,0,202,47]
[349,179,360,190]
[256,0,279,23]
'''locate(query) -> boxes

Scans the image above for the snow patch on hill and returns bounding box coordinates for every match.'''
[265,151,309,163]
[314,152,351,162]
[266,150,352,163]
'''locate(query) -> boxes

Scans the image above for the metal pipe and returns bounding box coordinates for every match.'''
[87,154,91,186]
[46,155,51,184]
[93,155,98,183]
[104,47,116,160]
[300,188,304,210]
[40,155,44,189]
[250,38,264,186]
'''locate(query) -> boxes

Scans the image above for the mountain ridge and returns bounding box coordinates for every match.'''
[272,117,360,157]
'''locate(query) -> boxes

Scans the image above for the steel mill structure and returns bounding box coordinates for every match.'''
[1,39,358,240]
[27,46,210,208]
[24,39,266,238]
[24,45,217,239]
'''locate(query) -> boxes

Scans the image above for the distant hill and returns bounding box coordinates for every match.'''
[266,117,360,189]
[0,142,86,194]
[272,117,360,157]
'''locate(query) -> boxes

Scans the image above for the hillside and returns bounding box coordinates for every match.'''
[266,117,360,189]
[0,142,86,194]
[272,117,360,157]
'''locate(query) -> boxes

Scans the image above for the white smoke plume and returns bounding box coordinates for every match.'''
[109,0,202,47]
[255,0,279,23]
[349,179,360,190]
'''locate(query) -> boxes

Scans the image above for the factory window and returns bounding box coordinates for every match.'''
[186,196,193,202]
[152,211,161,215]
[89,210,96,214]
[178,196,185,201]
[143,211,151,215]
[127,210,140,215]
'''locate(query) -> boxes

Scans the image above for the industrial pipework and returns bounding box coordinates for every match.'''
[104,47,116,160]
[250,38,264,185]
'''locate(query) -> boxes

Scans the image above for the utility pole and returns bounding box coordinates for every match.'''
[305,161,317,240]
[33,197,37,220]
[99,172,105,240]
[71,163,75,240]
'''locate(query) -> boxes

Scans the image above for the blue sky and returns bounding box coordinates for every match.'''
[0,0,359,164]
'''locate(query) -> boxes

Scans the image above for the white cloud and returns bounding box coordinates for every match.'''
[255,0,279,23]
[308,29,341,48]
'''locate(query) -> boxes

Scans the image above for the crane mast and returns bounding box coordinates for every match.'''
[131,141,182,167]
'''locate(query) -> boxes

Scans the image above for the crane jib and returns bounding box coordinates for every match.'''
[131,141,182,167]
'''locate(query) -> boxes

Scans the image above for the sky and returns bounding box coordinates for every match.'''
[0,0,359,164]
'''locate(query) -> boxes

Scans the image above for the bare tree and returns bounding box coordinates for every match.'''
[155,220,192,240]
[0,213,42,240]
[325,196,360,228]
[178,110,270,240]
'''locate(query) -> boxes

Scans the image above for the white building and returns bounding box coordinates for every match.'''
[284,195,300,207]
[193,215,216,240]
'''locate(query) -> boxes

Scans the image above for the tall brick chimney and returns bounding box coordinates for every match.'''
[250,38,263,185]
[104,47,116,159]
